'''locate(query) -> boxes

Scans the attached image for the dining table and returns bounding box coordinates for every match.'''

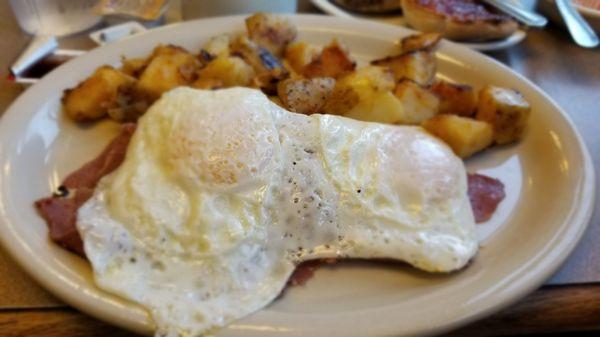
[0,0,599,336]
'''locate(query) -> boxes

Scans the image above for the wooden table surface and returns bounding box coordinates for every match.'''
[0,0,599,336]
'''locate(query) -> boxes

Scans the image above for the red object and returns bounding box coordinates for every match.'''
[35,124,136,256]
[467,173,506,223]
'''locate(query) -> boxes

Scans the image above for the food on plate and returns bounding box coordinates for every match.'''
[467,173,506,222]
[476,85,531,144]
[400,0,519,41]
[62,66,136,122]
[400,32,442,53]
[246,12,298,57]
[302,40,357,79]
[431,80,478,117]
[331,0,404,13]
[422,114,493,158]
[393,79,440,124]
[371,50,437,85]
[277,77,336,114]
[43,87,480,336]
[59,12,529,158]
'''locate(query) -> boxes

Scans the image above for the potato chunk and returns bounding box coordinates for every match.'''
[401,33,442,53]
[202,34,231,58]
[230,35,288,93]
[322,67,391,115]
[246,12,297,57]
[324,70,405,124]
[194,56,256,88]
[303,40,356,79]
[476,85,531,144]
[136,45,200,101]
[120,57,148,77]
[394,80,439,124]
[285,41,320,74]
[277,77,335,115]
[62,66,136,122]
[371,50,436,85]
[422,115,494,158]
[431,80,477,117]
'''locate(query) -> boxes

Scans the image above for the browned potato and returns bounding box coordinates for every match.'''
[401,33,442,53]
[120,57,148,77]
[136,45,201,101]
[422,114,494,158]
[202,34,231,58]
[431,80,477,117]
[246,12,297,57]
[476,85,531,144]
[194,56,256,88]
[230,35,288,93]
[285,41,319,74]
[303,40,356,79]
[371,50,436,85]
[394,80,439,124]
[277,77,335,114]
[62,66,136,122]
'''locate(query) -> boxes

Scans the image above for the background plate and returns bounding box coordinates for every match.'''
[310,0,527,51]
[0,14,594,337]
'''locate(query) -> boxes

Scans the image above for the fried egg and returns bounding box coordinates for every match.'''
[77,87,477,336]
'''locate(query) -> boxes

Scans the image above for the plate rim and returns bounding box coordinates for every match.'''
[309,0,528,51]
[0,13,595,337]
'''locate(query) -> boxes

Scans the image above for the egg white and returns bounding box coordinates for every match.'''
[77,87,477,337]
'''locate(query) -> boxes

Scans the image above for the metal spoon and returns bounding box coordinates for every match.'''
[482,0,548,27]
[555,0,599,48]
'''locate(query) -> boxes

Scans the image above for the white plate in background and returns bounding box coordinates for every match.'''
[310,0,527,51]
[0,14,594,337]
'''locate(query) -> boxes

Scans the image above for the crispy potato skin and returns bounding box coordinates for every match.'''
[422,114,494,158]
[62,66,136,122]
[303,40,356,79]
[120,57,148,77]
[431,80,477,117]
[277,77,335,115]
[393,80,439,124]
[401,33,442,53]
[476,85,531,144]
[284,41,319,75]
[246,12,297,57]
[371,50,436,85]
[136,45,201,101]
[195,56,256,88]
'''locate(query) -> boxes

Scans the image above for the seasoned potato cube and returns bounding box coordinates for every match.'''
[285,41,319,74]
[431,80,477,117]
[371,50,436,85]
[136,46,200,101]
[303,40,356,79]
[230,35,288,93]
[322,67,393,116]
[394,80,439,124]
[401,33,442,53]
[323,72,405,124]
[194,56,256,88]
[344,91,407,124]
[476,85,531,144]
[120,57,148,77]
[246,12,297,57]
[202,34,230,58]
[62,66,136,122]
[277,77,335,115]
[422,115,494,158]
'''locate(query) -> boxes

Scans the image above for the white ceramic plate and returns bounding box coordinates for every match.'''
[310,0,527,51]
[0,14,594,337]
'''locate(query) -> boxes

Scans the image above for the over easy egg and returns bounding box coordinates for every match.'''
[77,87,477,336]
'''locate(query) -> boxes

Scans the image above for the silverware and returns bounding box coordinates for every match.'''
[555,0,599,48]
[482,0,548,27]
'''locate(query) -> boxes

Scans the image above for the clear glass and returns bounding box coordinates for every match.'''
[10,0,101,36]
